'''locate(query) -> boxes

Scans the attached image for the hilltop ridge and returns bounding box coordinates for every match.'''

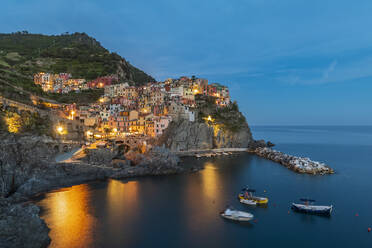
[0,31,155,103]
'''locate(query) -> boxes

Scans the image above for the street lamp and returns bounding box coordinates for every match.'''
[57,125,64,134]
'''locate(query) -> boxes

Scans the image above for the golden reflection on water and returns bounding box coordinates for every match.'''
[39,184,96,248]
[106,179,139,220]
[185,161,224,232]
[105,179,140,245]
[201,162,221,203]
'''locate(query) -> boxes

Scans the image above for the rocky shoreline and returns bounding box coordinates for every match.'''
[0,134,201,248]
[0,134,334,248]
[253,147,334,175]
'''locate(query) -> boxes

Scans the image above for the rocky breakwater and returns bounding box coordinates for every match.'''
[254,147,334,175]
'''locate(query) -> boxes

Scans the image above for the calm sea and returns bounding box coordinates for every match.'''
[35,126,372,248]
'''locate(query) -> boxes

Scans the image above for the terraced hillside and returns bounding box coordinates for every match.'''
[0,31,155,103]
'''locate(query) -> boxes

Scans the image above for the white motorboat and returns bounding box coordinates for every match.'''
[220,207,254,221]
[239,198,257,206]
[291,199,333,215]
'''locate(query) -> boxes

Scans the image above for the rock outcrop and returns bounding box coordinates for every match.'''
[158,98,257,151]
[0,133,185,247]
[157,120,214,151]
[0,133,58,198]
[214,123,253,148]
[0,199,50,248]
[158,119,255,151]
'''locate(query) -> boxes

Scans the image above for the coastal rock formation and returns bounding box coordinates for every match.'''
[214,122,253,148]
[158,97,258,151]
[158,120,214,151]
[0,133,57,198]
[81,147,114,165]
[0,200,50,248]
[254,147,334,175]
[158,119,255,151]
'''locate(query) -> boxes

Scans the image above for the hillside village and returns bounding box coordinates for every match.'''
[32,73,231,140]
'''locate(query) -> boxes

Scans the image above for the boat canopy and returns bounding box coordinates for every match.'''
[241,188,256,192]
[300,198,316,202]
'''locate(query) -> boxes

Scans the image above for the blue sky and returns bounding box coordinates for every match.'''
[1,0,372,125]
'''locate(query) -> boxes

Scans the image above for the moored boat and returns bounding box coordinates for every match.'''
[220,207,254,221]
[238,188,269,204]
[291,199,332,215]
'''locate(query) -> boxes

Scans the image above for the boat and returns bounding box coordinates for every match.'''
[196,154,202,158]
[238,188,269,204]
[222,152,229,155]
[220,207,254,221]
[291,199,333,215]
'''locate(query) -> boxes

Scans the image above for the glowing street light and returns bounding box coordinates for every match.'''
[56,125,64,135]
[69,110,75,120]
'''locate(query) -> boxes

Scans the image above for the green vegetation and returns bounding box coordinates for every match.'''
[213,102,246,132]
[0,81,34,105]
[0,106,51,135]
[196,95,246,132]
[0,31,155,104]
[49,88,104,104]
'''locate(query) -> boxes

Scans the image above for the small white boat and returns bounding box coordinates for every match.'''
[222,152,229,155]
[239,198,257,206]
[220,207,254,221]
[196,154,202,158]
[291,199,332,215]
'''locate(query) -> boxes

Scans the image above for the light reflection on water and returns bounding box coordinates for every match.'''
[38,184,96,248]
[201,162,220,203]
[38,180,140,248]
[104,180,140,246]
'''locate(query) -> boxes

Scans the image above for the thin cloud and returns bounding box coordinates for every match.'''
[323,60,338,80]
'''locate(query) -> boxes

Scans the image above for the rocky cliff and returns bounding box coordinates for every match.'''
[158,118,254,151]
[0,133,57,198]
[158,120,214,151]
[159,99,256,151]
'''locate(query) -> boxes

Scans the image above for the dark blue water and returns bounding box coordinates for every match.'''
[36,126,372,247]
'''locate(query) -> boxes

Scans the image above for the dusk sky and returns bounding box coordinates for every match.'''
[2,0,372,125]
